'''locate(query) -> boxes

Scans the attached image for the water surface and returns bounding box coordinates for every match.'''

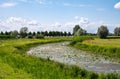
[27,42,120,73]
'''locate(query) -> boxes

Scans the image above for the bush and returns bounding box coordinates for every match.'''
[27,35,33,39]
[89,73,99,79]
[0,35,15,39]
[100,73,120,79]
[70,36,94,45]
[35,34,44,39]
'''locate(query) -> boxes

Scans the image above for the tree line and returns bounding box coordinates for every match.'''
[73,25,120,38]
[0,25,120,39]
[0,27,72,39]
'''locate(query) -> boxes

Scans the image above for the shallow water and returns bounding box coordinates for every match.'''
[27,42,120,73]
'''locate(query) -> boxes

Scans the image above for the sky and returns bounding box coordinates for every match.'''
[0,0,120,33]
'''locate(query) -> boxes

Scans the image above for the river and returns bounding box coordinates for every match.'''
[27,42,120,73]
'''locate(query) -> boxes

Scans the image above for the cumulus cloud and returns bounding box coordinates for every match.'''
[51,22,62,27]
[0,17,74,32]
[79,17,89,24]
[0,17,42,32]
[114,2,120,9]
[1,2,17,7]
[0,17,119,33]
[74,16,89,25]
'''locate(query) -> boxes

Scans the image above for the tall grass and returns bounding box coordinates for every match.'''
[70,36,94,45]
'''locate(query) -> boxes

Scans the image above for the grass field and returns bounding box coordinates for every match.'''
[0,37,120,79]
[83,38,120,48]
[71,36,120,60]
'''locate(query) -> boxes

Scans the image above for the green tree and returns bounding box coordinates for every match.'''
[32,32,36,36]
[5,31,9,35]
[74,28,86,36]
[11,30,19,37]
[44,31,48,36]
[114,27,120,36]
[97,25,109,38]
[37,31,40,35]
[0,31,4,35]
[28,32,33,39]
[73,25,80,35]
[20,27,28,38]
[63,31,67,36]
[68,32,72,36]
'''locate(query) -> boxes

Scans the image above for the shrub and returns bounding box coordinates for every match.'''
[0,35,15,39]
[35,34,44,39]
[89,73,99,79]
[70,36,94,45]
[27,35,33,39]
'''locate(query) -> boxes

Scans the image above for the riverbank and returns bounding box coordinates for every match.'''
[70,36,120,60]
[0,37,120,79]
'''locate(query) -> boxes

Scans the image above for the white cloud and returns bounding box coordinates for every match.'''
[27,20,39,26]
[75,16,79,20]
[1,2,17,8]
[0,17,42,32]
[65,22,76,27]
[0,17,120,33]
[7,17,26,23]
[51,22,61,27]
[79,17,89,24]
[114,2,120,9]
[63,3,91,7]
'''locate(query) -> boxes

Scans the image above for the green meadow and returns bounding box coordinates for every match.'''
[71,36,120,60]
[0,37,120,79]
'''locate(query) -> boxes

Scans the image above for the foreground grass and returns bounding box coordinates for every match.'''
[0,37,120,79]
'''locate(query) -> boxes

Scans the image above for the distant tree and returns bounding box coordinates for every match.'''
[0,31,4,35]
[60,31,64,36]
[73,25,80,35]
[32,32,36,36]
[20,27,28,38]
[114,27,120,36]
[28,32,32,35]
[44,31,48,36]
[5,31,9,35]
[37,31,40,35]
[63,31,67,36]
[74,27,86,36]
[41,31,45,36]
[11,30,19,37]
[48,31,52,36]
[27,32,33,39]
[68,32,72,36]
[97,25,109,38]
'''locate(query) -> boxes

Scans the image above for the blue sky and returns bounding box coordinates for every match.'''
[0,0,120,33]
